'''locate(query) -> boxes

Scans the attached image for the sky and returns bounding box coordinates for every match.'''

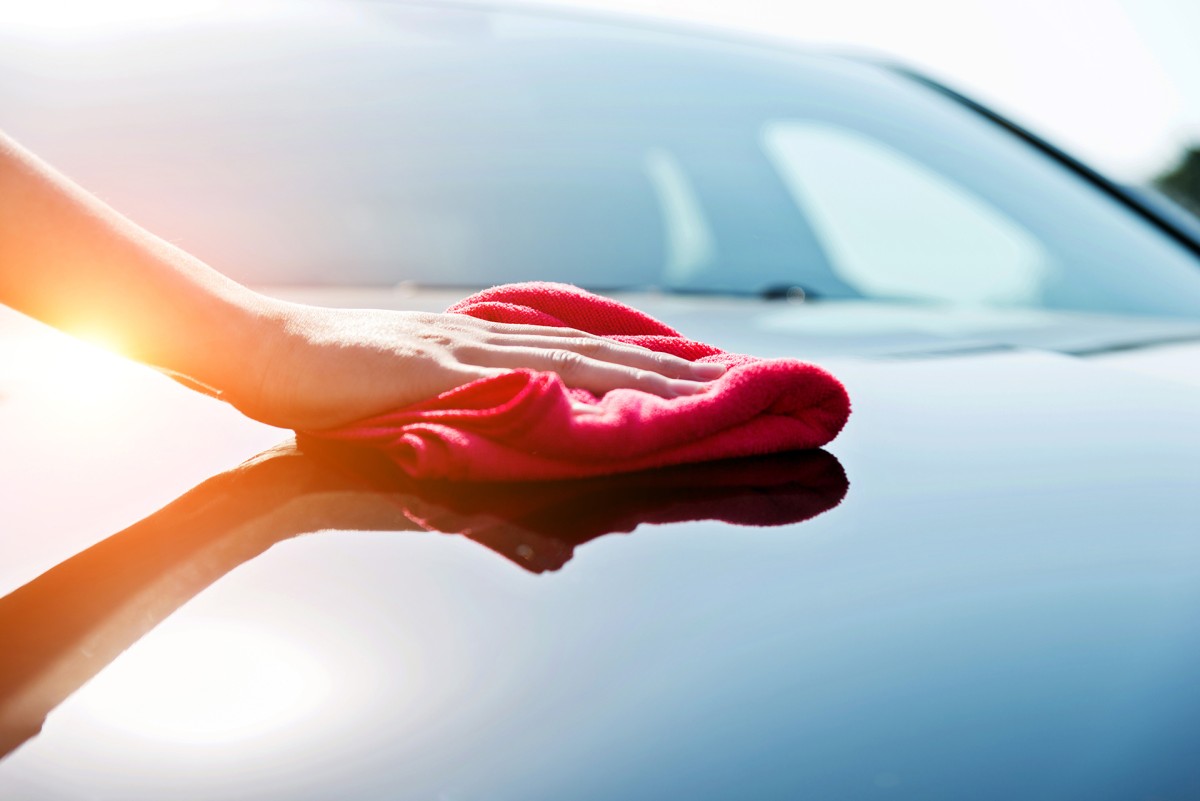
[2,0,1198,182]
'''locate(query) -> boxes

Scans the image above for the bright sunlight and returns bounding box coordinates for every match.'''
[76,617,331,745]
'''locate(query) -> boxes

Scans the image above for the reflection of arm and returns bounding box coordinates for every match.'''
[0,441,849,759]
[0,442,420,759]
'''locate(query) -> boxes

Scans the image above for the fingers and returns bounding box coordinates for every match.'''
[447,316,726,397]
[484,333,721,380]
[467,345,715,398]
[467,319,726,378]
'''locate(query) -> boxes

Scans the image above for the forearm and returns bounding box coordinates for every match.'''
[0,131,278,397]
[0,131,721,430]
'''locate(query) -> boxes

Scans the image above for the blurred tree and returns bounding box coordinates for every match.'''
[1154,145,1200,214]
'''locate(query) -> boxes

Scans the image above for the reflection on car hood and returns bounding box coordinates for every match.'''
[1,296,1199,800]
[0,443,848,760]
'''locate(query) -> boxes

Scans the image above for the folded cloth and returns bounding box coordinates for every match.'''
[304,282,851,480]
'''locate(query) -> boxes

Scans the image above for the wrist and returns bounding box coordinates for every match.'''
[211,293,333,426]
[167,284,293,411]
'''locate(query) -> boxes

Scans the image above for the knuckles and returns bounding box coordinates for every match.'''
[573,338,610,356]
[547,349,586,374]
[415,331,457,350]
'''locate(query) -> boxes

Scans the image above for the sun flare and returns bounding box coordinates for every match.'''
[76,618,332,745]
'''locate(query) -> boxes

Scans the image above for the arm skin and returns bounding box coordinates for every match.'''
[0,132,724,430]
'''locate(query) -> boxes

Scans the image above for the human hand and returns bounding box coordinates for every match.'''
[228,302,726,430]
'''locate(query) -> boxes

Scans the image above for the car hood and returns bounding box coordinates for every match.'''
[1,293,1199,801]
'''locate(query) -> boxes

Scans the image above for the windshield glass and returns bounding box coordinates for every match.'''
[4,2,1200,318]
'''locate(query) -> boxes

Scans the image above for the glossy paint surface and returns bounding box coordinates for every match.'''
[2,299,1199,800]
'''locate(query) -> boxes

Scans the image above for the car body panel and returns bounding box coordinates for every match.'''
[2,292,1199,800]
[1092,340,1200,390]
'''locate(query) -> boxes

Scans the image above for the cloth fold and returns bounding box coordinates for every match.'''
[306,282,851,480]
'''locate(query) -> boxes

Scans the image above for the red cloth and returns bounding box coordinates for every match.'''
[306,282,851,480]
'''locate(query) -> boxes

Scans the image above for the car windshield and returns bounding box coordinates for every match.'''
[5,2,1200,318]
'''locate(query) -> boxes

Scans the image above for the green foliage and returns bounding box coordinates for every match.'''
[1154,145,1200,214]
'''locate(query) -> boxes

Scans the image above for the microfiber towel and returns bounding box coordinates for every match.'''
[305,282,851,481]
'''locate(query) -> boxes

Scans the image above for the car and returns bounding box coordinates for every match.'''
[2,2,1199,799]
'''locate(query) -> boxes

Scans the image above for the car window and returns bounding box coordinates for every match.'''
[764,121,1049,306]
[3,2,1200,318]
[643,147,718,287]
